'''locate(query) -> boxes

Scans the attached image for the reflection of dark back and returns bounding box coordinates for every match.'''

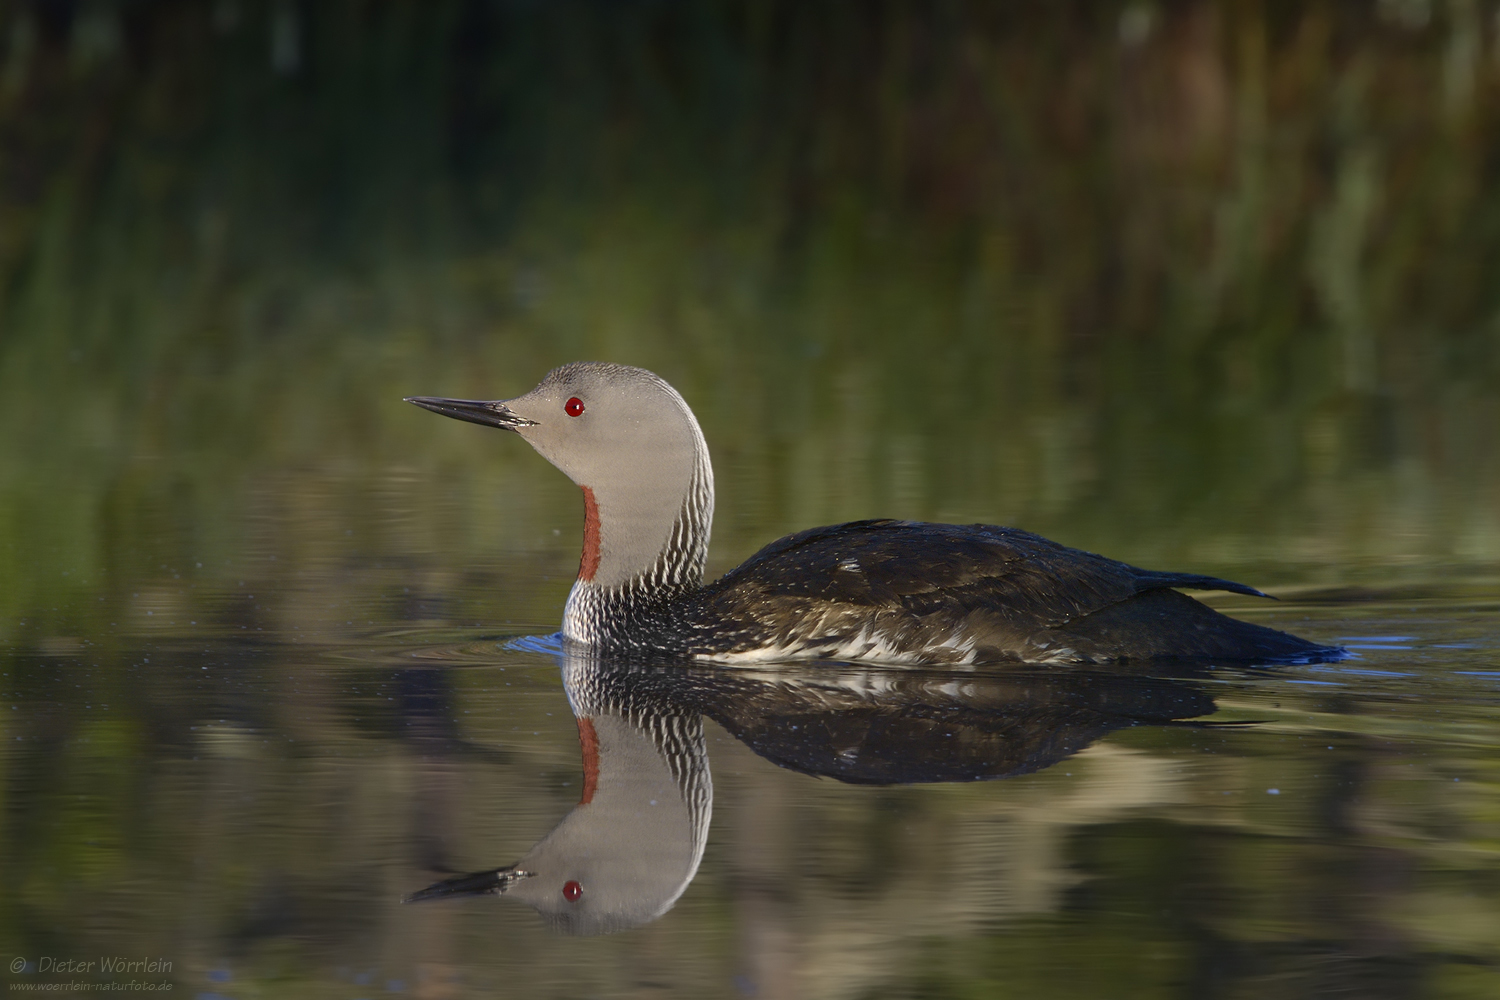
[405,651,1215,933]
[677,661,1214,784]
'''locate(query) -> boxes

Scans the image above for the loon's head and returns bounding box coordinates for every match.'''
[405,362,715,590]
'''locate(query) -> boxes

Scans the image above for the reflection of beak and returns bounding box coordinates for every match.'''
[403,866,534,902]
[404,397,538,432]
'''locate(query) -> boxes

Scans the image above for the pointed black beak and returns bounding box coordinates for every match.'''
[403,866,534,903]
[404,396,538,431]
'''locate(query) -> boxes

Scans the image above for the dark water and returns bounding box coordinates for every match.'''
[5,508,1498,998]
[4,3,1500,997]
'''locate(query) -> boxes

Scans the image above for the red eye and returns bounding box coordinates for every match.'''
[564,397,585,417]
[562,880,583,902]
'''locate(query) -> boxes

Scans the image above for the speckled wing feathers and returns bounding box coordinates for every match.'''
[683,520,1324,664]
[706,520,1156,623]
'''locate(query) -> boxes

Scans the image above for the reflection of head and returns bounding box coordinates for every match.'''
[504,709,708,935]
[405,649,711,936]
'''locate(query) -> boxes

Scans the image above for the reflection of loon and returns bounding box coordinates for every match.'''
[405,653,1217,931]
[407,362,1339,664]
[406,654,711,935]
[679,661,1217,784]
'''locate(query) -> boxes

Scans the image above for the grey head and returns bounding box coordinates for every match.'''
[404,675,712,935]
[406,363,714,598]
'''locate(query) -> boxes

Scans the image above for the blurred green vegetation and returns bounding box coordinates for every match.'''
[3,0,1500,646]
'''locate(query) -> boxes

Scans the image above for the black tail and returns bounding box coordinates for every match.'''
[1133,569,1270,600]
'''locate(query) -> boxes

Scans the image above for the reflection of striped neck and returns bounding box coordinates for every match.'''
[561,656,713,871]
[562,449,713,646]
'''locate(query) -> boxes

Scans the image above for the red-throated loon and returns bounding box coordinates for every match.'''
[406,362,1338,664]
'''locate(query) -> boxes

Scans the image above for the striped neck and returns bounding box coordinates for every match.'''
[561,445,713,646]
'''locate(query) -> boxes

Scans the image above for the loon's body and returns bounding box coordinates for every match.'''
[408,362,1337,665]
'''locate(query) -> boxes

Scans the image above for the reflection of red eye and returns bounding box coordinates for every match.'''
[562,880,583,902]
[565,397,585,417]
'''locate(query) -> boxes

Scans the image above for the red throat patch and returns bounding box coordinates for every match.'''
[579,486,600,581]
[576,717,599,804]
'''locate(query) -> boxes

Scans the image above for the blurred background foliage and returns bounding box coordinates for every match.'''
[2,0,1499,642]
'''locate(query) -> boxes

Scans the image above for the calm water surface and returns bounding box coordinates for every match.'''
[4,524,1497,998]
